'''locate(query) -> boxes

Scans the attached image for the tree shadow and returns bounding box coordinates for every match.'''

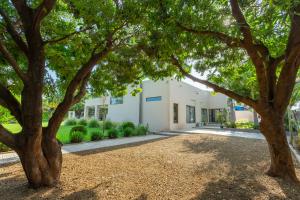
[182,136,300,199]
[70,136,172,156]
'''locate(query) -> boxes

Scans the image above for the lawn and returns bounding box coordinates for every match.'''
[1,133,300,199]
[2,123,108,144]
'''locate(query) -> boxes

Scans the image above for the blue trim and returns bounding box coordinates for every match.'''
[146,96,162,102]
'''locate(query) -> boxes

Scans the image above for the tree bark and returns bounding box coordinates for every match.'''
[260,116,298,182]
[16,134,62,188]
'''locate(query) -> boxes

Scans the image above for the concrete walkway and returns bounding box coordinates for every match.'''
[160,128,265,140]
[0,134,167,165]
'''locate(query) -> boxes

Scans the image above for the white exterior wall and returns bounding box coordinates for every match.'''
[169,80,210,130]
[235,110,254,122]
[208,93,228,109]
[106,89,140,125]
[142,80,170,132]
[83,79,229,132]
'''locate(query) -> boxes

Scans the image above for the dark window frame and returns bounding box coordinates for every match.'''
[173,103,178,123]
[186,105,196,123]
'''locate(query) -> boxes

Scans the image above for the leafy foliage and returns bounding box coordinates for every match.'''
[70,131,84,143]
[88,119,100,128]
[78,119,88,126]
[70,125,87,135]
[64,119,77,126]
[91,131,104,141]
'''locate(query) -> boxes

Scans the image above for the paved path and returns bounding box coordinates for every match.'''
[160,128,265,140]
[0,134,167,165]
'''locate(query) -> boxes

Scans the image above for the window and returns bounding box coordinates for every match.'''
[201,108,208,123]
[186,105,195,123]
[146,96,162,102]
[173,103,178,123]
[110,97,123,105]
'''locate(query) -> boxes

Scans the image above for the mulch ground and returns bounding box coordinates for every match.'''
[1,133,300,200]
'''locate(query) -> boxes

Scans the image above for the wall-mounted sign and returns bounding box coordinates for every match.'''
[146,96,162,102]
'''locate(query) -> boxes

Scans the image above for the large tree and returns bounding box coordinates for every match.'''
[138,0,300,181]
[0,0,145,188]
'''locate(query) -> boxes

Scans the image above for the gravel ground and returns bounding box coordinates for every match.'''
[1,133,300,200]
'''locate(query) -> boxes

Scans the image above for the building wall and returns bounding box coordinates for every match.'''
[169,80,210,130]
[235,110,254,122]
[83,79,229,132]
[106,89,140,125]
[141,80,170,132]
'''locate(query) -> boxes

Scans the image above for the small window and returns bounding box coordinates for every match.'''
[146,96,162,102]
[173,103,178,123]
[110,97,123,105]
[186,105,196,123]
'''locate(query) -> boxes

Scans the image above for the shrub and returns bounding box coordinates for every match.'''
[135,125,148,136]
[103,120,114,130]
[253,123,260,130]
[0,143,10,152]
[224,122,236,128]
[121,121,135,130]
[70,125,87,135]
[70,131,84,143]
[91,131,104,141]
[64,119,77,126]
[78,119,88,126]
[88,119,100,128]
[123,127,135,137]
[107,128,118,139]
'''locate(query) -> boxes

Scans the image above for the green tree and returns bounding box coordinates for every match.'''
[0,0,145,188]
[137,0,300,181]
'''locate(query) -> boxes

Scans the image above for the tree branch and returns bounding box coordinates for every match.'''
[0,124,17,149]
[46,36,113,138]
[0,7,29,55]
[177,23,243,48]
[0,84,23,125]
[43,27,91,45]
[171,55,259,110]
[33,0,56,30]
[0,40,28,82]
[230,0,270,104]
[275,4,300,114]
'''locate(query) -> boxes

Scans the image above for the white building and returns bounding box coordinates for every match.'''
[84,79,228,132]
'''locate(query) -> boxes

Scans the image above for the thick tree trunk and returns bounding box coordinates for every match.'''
[16,135,62,188]
[260,116,298,182]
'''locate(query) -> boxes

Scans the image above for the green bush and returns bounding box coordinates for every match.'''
[70,131,84,143]
[91,131,104,141]
[107,128,118,139]
[235,121,254,129]
[0,143,10,152]
[121,121,135,130]
[135,125,148,136]
[123,127,135,137]
[224,122,236,128]
[78,119,88,126]
[103,120,114,130]
[64,119,77,126]
[70,125,87,135]
[253,123,260,130]
[88,119,100,128]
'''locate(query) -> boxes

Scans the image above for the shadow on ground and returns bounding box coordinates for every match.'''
[182,136,300,199]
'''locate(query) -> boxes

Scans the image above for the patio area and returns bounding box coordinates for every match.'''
[1,133,300,199]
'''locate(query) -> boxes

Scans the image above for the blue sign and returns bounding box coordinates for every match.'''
[234,106,245,111]
[146,96,162,102]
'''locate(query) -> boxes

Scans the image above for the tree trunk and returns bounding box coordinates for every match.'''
[16,135,62,188]
[260,116,298,182]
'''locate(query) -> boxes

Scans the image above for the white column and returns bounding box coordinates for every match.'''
[94,105,98,119]
[84,106,88,119]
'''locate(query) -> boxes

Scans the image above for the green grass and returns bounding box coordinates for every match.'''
[2,121,148,146]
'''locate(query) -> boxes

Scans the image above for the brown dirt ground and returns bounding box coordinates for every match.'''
[1,134,300,200]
